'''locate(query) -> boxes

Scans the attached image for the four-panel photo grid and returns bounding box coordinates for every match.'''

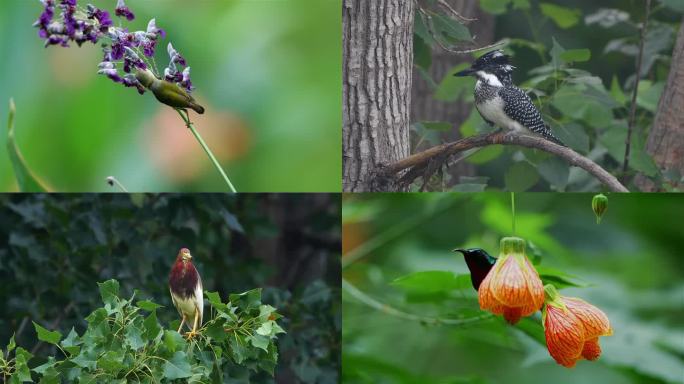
[1,0,683,383]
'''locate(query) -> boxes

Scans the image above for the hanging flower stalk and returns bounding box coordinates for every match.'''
[478,237,544,325]
[33,0,236,192]
[542,284,613,367]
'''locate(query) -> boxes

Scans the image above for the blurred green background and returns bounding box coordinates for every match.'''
[0,0,341,192]
[0,193,341,383]
[342,193,684,384]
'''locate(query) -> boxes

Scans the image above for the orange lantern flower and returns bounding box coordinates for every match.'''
[478,237,544,324]
[542,285,613,367]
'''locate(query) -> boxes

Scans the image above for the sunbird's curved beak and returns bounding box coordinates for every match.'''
[454,68,476,77]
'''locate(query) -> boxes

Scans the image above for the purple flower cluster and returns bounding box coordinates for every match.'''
[164,43,193,92]
[34,0,196,96]
[114,0,135,21]
[34,0,109,47]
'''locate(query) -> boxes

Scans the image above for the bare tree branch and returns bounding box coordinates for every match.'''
[622,0,651,178]
[436,0,477,23]
[379,132,629,192]
[415,0,508,54]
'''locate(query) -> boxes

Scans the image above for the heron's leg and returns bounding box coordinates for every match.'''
[177,314,186,333]
[185,307,200,339]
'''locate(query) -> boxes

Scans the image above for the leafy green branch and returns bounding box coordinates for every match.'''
[0,279,284,383]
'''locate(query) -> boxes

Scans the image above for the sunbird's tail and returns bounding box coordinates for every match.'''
[191,103,205,114]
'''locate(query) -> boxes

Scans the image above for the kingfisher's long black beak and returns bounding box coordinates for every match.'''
[454,68,476,77]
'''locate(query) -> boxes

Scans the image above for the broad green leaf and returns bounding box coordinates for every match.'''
[6,98,48,192]
[554,122,589,153]
[163,330,186,353]
[13,347,32,382]
[143,311,162,340]
[540,3,581,29]
[249,334,270,351]
[163,351,193,380]
[467,146,503,164]
[480,0,510,15]
[32,356,57,375]
[559,48,591,63]
[71,350,97,370]
[504,162,539,192]
[636,80,664,113]
[125,323,145,350]
[610,75,627,106]
[431,14,471,42]
[434,63,472,101]
[256,321,273,336]
[229,288,262,311]
[413,35,432,70]
[536,265,588,288]
[391,271,463,293]
[136,300,163,311]
[33,321,62,345]
[97,351,124,374]
[537,157,569,191]
[515,316,546,345]
[61,328,81,356]
[98,279,120,307]
[206,290,229,312]
[549,37,565,70]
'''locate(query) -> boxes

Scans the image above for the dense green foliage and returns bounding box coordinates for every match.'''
[342,193,684,384]
[412,0,683,191]
[0,194,341,383]
[1,279,284,382]
[0,0,341,192]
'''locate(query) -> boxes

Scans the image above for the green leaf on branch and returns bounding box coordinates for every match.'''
[480,0,510,15]
[560,48,591,63]
[391,271,465,294]
[163,351,193,379]
[32,321,62,345]
[136,300,163,311]
[540,3,581,29]
[98,279,120,307]
[505,162,539,192]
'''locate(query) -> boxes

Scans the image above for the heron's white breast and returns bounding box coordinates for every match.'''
[170,281,204,324]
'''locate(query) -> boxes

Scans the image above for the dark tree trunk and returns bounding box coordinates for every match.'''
[342,0,414,192]
[636,18,684,191]
[411,1,494,185]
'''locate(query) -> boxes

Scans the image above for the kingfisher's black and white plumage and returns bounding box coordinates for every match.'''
[455,50,564,146]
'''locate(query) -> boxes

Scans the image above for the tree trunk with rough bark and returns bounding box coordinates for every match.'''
[342,0,414,192]
[637,18,684,191]
[411,2,494,186]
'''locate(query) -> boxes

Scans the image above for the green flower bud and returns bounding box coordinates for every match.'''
[592,194,608,224]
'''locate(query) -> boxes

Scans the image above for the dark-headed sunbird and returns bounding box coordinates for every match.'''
[453,248,497,291]
[136,69,205,114]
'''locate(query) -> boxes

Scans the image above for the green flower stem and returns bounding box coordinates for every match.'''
[176,110,237,193]
[511,192,516,235]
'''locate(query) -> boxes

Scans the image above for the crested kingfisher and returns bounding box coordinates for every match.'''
[455,50,564,146]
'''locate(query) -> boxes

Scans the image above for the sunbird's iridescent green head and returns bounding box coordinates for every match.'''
[135,69,205,114]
